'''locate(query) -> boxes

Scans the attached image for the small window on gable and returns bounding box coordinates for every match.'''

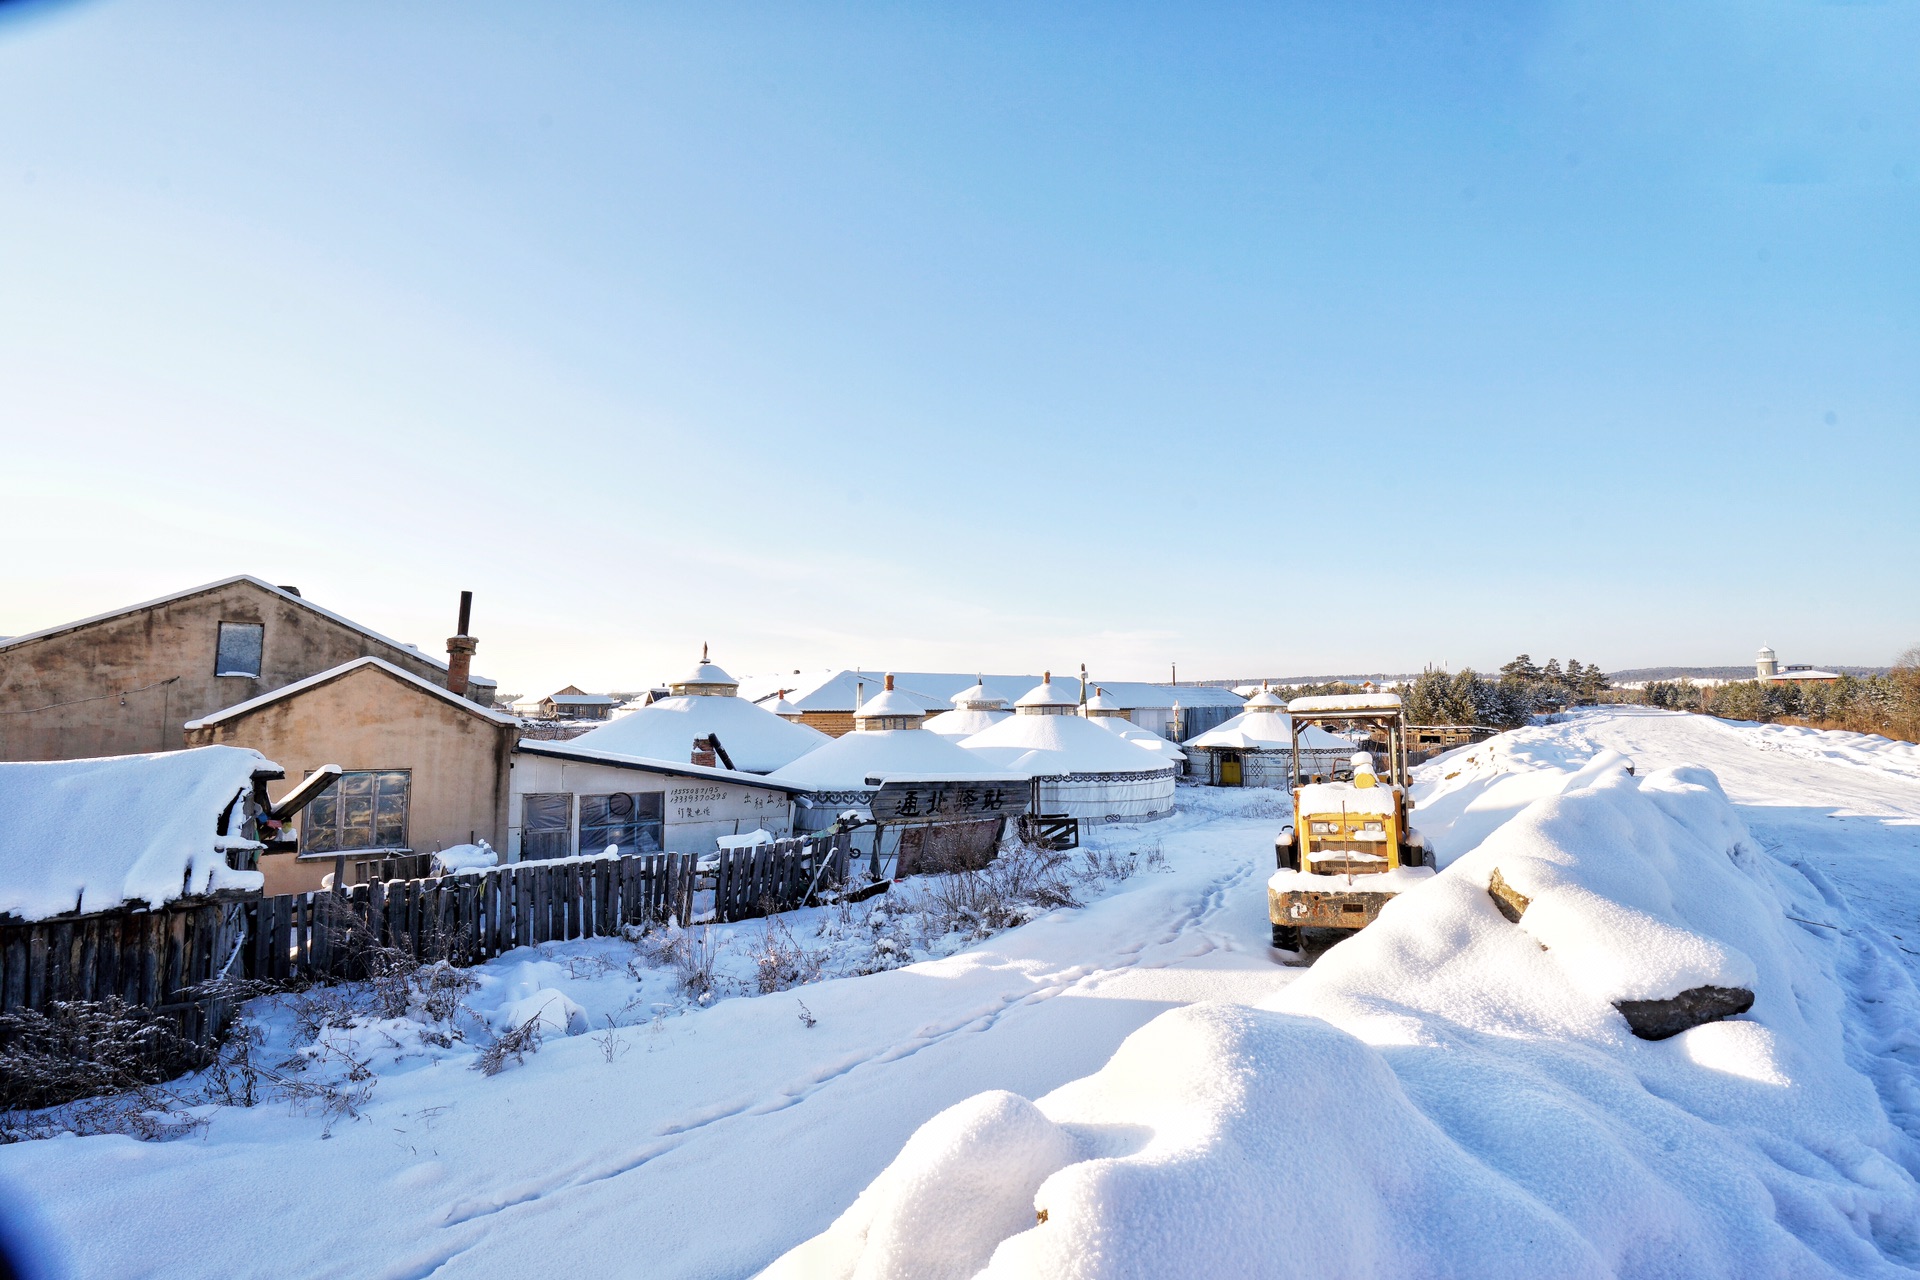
[215,622,265,678]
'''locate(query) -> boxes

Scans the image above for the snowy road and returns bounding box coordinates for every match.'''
[6,708,1920,1278]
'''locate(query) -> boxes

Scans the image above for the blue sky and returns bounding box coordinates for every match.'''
[0,0,1914,694]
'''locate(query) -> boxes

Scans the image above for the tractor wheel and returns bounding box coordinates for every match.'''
[1271,923,1303,951]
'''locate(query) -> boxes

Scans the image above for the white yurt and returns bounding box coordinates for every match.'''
[569,648,831,774]
[1183,686,1351,787]
[924,680,1013,738]
[961,673,1176,824]
[1083,686,1186,767]
[765,674,1027,834]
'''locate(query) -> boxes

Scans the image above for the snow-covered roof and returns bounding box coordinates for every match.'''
[1015,674,1080,709]
[678,661,736,686]
[1244,687,1286,710]
[1288,693,1404,714]
[547,692,616,707]
[854,681,925,722]
[185,657,521,730]
[1091,717,1186,764]
[1083,687,1122,713]
[1186,709,1353,752]
[511,740,808,794]
[924,707,1012,737]
[0,574,496,689]
[0,746,272,921]
[961,713,1170,777]
[1090,681,1245,710]
[949,681,1009,710]
[765,728,1021,792]
[1770,669,1843,681]
[568,693,830,774]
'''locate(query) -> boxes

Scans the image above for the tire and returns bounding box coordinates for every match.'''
[1272,923,1303,951]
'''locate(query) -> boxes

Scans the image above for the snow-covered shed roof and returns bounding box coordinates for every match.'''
[568,692,830,774]
[511,740,808,794]
[1083,687,1123,713]
[961,713,1170,777]
[547,691,616,707]
[765,728,1023,792]
[0,745,273,921]
[184,657,521,730]
[0,574,497,690]
[1088,682,1245,711]
[1288,693,1404,714]
[1187,709,1354,752]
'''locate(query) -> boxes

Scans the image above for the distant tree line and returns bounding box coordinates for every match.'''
[1642,647,1920,742]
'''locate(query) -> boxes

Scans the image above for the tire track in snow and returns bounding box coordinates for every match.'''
[416,852,1262,1261]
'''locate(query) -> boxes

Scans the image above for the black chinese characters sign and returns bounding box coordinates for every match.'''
[868,779,1030,825]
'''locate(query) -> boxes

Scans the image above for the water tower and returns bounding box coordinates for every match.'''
[1756,645,1778,681]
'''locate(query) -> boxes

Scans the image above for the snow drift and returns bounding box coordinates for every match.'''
[770,758,1920,1278]
[0,745,270,921]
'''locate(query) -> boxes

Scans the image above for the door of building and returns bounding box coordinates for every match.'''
[1220,754,1243,787]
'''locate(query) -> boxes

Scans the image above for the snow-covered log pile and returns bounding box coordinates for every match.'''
[0,746,271,921]
[771,757,1920,1278]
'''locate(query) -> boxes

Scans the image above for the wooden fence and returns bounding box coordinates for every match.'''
[243,833,853,982]
[0,895,248,1046]
[1,832,855,1039]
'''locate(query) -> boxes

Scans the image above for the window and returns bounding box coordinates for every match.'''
[522,792,574,861]
[580,792,663,855]
[304,770,410,854]
[215,621,265,678]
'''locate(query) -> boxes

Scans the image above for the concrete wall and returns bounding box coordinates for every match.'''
[186,663,514,895]
[0,579,485,762]
[507,753,793,859]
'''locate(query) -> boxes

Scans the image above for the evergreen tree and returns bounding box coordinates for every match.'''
[1500,654,1539,683]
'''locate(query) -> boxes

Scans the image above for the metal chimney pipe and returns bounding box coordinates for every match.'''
[457,590,473,637]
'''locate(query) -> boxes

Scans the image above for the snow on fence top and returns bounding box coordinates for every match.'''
[776,755,1920,1278]
[0,745,271,922]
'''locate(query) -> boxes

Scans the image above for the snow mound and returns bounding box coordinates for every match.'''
[431,841,497,874]
[765,1091,1078,1280]
[494,988,588,1037]
[780,757,1920,1277]
[0,745,270,921]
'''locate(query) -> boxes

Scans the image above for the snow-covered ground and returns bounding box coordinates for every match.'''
[3,708,1919,1278]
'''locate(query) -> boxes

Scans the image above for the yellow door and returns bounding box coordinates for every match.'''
[1220,755,1243,787]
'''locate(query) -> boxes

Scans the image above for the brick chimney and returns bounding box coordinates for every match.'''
[691,736,717,768]
[446,590,477,698]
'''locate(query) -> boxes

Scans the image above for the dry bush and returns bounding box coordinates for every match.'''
[0,999,197,1117]
[919,842,1079,941]
[750,911,827,994]
[472,1013,544,1076]
[640,925,727,1000]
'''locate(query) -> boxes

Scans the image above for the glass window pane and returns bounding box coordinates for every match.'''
[635,792,663,821]
[214,622,264,678]
[341,773,374,798]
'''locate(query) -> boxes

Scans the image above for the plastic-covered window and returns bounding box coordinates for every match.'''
[580,792,663,855]
[522,793,574,860]
[304,770,410,853]
[214,621,264,678]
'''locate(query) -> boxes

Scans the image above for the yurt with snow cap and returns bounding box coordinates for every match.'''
[961,673,1176,823]
[1083,686,1185,768]
[924,679,1013,738]
[765,674,1028,834]
[1184,685,1351,787]
[569,647,830,774]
